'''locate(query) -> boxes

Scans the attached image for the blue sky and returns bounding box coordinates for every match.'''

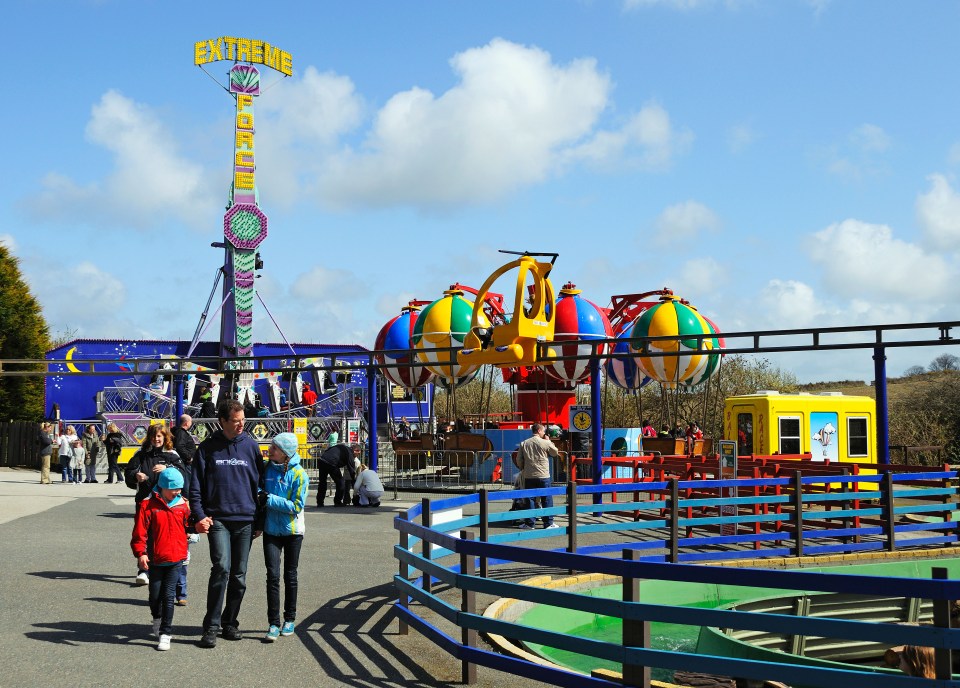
[5,0,959,382]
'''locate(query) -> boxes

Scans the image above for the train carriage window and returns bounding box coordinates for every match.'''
[737,413,753,456]
[847,417,869,457]
[779,416,801,455]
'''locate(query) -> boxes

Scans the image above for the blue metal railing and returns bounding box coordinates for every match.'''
[394,470,960,687]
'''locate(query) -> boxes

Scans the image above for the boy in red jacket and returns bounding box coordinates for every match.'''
[131,467,190,651]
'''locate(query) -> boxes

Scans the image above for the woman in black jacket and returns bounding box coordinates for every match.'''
[103,423,126,484]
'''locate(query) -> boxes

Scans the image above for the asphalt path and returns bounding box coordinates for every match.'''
[0,467,548,688]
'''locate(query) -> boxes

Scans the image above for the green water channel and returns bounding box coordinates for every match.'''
[518,557,960,681]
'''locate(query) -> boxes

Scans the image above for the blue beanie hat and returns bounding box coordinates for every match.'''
[272,432,299,460]
[158,467,184,490]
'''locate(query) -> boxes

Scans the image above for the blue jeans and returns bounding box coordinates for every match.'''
[263,533,303,627]
[523,476,554,528]
[203,520,252,633]
[149,562,182,636]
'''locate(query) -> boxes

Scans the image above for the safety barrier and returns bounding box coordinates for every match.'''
[394,470,960,687]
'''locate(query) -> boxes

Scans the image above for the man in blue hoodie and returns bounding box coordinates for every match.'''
[190,400,264,648]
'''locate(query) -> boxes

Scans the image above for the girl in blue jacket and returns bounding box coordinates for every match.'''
[261,433,309,642]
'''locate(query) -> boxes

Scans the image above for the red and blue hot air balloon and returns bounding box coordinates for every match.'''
[605,328,652,391]
[374,305,436,389]
[544,283,613,385]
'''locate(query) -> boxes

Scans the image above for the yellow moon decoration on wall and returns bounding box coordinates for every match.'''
[65,346,86,373]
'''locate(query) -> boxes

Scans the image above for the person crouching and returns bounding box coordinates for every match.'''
[130,467,190,651]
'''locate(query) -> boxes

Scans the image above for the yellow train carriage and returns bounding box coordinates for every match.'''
[723,391,876,466]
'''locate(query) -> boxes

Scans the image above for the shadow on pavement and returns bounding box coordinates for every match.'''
[299,581,457,687]
[28,570,137,587]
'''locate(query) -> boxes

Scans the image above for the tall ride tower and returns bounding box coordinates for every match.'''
[193,36,292,366]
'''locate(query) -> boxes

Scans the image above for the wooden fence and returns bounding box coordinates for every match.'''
[0,421,40,468]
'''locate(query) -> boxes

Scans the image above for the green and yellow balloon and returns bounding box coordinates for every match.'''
[629,295,723,389]
[412,288,490,389]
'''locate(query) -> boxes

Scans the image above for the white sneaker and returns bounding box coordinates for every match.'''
[136,572,149,586]
[157,634,172,651]
[187,533,200,544]
[544,523,560,530]
[151,618,161,638]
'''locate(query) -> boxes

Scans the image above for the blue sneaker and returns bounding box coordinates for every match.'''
[280,621,295,636]
[264,625,280,642]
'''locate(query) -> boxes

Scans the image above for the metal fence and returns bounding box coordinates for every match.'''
[395,469,960,687]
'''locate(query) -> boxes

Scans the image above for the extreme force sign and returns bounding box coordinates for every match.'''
[194,37,293,76]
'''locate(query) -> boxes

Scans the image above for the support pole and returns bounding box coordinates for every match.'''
[669,478,679,564]
[398,509,410,635]
[883,471,897,552]
[567,479,578,574]
[873,346,890,464]
[932,566,953,681]
[422,498,432,594]
[622,549,651,688]
[367,365,379,471]
[460,530,478,685]
[590,356,603,504]
[793,470,804,558]
[478,489,489,578]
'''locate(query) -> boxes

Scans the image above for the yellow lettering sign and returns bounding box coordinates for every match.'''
[237,94,253,109]
[236,112,254,130]
[235,152,254,168]
[224,36,238,61]
[236,131,254,150]
[194,36,292,76]
[235,171,255,190]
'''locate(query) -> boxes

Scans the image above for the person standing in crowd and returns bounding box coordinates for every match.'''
[130,467,190,652]
[70,438,85,485]
[102,423,125,484]
[189,400,263,648]
[38,423,53,485]
[515,423,560,530]
[326,424,339,447]
[170,414,198,607]
[58,425,79,483]
[353,461,384,508]
[669,421,684,439]
[314,443,357,508]
[82,425,103,483]
[171,415,196,466]
[301,383,317,411]
[125,424,188,586]
[395,417,410,441]
[260,433,309,642]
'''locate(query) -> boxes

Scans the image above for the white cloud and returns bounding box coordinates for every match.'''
[821,123,891,182]
[32,260,142,338]
[23,91,218,231]
[0,234,15,251]
[727,123,757,153]
[653,200,720,245]
[758,279,827,327]
[564,102,692,171]
[255,67,365,206]
[808,219,950,299]
[849,123,890,153]
[317,39,627,208]
[948,142,960,166]
[916,173,960,250]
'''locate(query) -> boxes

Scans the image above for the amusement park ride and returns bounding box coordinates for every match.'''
[43,37,960,478]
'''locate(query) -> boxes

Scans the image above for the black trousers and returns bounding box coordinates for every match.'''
[315,463,345,505]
